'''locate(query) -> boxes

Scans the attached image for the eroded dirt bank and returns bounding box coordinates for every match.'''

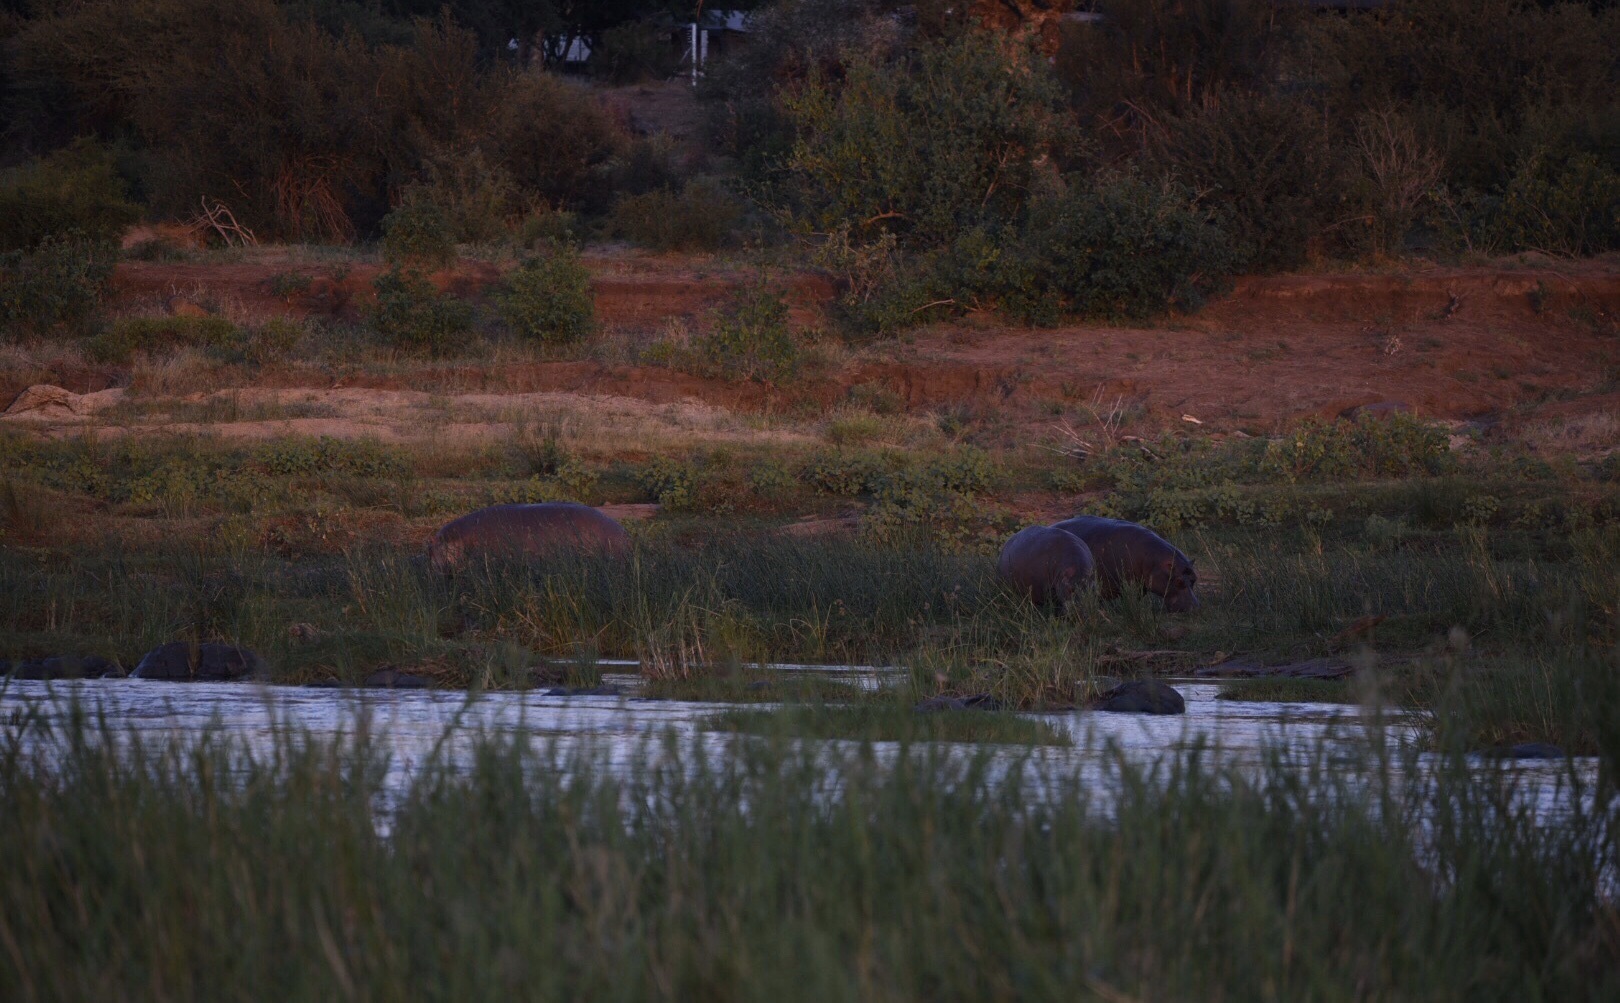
[6,253,1619,454]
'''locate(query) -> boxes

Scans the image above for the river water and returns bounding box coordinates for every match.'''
[1,669,1598,825]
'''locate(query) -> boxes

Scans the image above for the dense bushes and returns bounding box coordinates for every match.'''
[1,3,631,242]
[776,32,1230,331]
[0,141,134,340]
[0,141,140,253]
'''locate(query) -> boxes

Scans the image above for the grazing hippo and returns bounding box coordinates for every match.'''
[997,525,1097,609]
[427,502,631,573]
[1049,515,1200,613]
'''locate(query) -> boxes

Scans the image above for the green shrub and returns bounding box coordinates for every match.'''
[931,174,1233,325]
[402,147,519,244]
[0,141,141,252]
[381,201,456,270]
[1259,414,1454,483]
[608,179,744,252]
[692,285,800,382]
[1491,149,1620,257]
[244,318,304,364]
[490,71,628,212]
[638,456,698,510]
[499,244,595,345]
[371,267,472,356]
[747,459,800,503]
[1149,94,1347,270]
[86,314,241,363]
[515,204,578,247]
[777,31,1073,250]
[802,450,886,497]
[0,234,114,341]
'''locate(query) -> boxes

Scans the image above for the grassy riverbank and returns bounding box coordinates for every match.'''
[0,712,1615,1001]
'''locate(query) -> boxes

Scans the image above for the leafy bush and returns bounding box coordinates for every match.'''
[638,456,698,510]
[0,141,141,252]
[855,173,1232,331]
[0,234,114,341]
[1149,95,1346,270]
[499,244,595,345]
[608,179,744,252]
[777,31,1073,250]
[802,450,886,497]
[971,174,1234,323]
[86,315,240,363]
[381,201,456,269]
[1259,414,1454,483]
[693,285,800,382]
[490,71,627,212]
[371,268,472,356]
[400,147,519,244]
[1489,149,1620,257]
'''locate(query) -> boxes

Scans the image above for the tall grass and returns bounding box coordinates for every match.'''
[0,711,1614,1000]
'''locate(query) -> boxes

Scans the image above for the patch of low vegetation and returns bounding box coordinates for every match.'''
[706,704,1073,747]
[608,178,745,252]
[87,315,241,363]
[642,672,869,704]
[2,715,1616,999]
[1215,678,1358,704]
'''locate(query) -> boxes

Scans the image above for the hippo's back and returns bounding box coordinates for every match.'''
[429,503,630,571]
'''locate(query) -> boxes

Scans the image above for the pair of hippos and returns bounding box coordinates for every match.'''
[997,517,1199,613]
[428,502,1200,614]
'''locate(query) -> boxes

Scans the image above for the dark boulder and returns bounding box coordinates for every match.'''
[133,642,267,682]
[1479,742,1566,760]
[362,668,430,689]
[1090,680,1186,715]
[543,684,625,697]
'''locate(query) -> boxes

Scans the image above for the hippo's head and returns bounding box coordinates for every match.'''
[1156,554,1200,613]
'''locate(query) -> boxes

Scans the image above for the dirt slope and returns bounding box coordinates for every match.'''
[8,253,1620,455]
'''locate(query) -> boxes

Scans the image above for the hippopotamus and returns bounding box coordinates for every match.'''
[996,524,1097,609]
[1049,515,1200,613]
[426,502,631,573]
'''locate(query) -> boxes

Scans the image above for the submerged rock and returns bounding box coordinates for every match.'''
[133,643,267,682]
[1478,742,1566,760]
[362,668,430,689]
[1090,680,1186,715]
[543,685,624,697]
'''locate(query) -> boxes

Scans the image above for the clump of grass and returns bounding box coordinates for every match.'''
[642,672,869,703]
[706,703,1072,746]
[1,714,1615,999]
[1216,678,1359,704]
[87,314,241,363]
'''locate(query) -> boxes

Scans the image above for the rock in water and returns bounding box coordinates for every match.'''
[134,642,267,682]
[1091,680,1186,715]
